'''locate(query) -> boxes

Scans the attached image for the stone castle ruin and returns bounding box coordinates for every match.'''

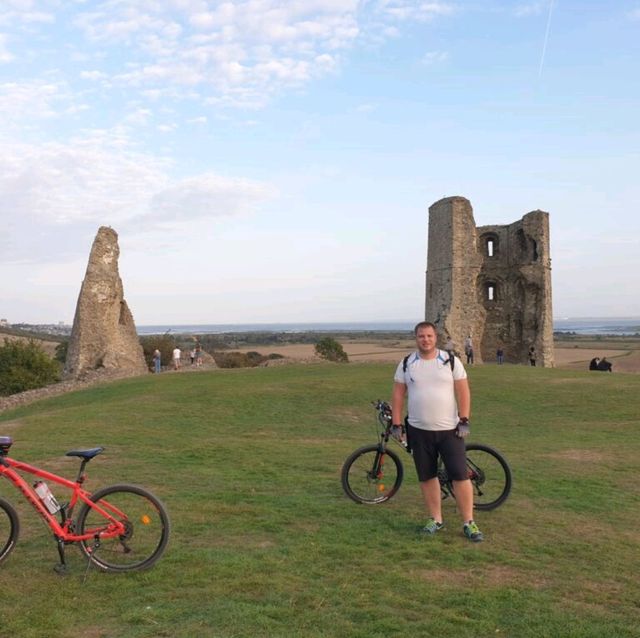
[64,226,148,379]
[425,196,554,367]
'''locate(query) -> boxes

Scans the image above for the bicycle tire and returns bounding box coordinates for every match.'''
[341,444,404,504]
[76,484,170,572]
[464,443,512,511]
[0,496,19,566]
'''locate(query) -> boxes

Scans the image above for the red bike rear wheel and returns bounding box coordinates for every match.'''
[76,484,170,572]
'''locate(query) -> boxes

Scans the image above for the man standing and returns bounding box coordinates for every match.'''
[172,346,182,370]
[392,321,484,542]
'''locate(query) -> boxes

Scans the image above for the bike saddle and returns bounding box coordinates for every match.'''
[65,447,104,460]
[0,436,12,455]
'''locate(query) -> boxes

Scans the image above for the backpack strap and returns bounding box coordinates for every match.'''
[404,351,455,374]
[447,354,455,371]
[437,349,455,372]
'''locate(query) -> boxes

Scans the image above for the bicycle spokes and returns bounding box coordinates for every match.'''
[341,445,404,504]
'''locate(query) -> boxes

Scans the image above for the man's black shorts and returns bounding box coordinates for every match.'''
[406,424,468,482]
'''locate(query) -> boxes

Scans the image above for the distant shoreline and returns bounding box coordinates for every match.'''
[5,317,640,340]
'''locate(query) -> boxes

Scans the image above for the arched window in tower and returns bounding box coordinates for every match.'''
[482,233,499,258]
[486,282,497,302]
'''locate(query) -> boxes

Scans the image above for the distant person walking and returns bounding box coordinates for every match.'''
[444,335,455,358]
[464,335,474,365]
[496,347,504,365]
[195,344,203,367]
[152,349,162,374]
[529,346,536,367]
[172,347,182,370]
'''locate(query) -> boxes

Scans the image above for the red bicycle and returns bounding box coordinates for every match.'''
[0,436,170,573]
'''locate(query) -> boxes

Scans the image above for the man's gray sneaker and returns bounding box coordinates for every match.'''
[463,520,484,542]
[421,517,444,535]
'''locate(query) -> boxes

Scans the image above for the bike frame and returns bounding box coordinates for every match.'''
[374,402,457,499]
[0,456,127,543]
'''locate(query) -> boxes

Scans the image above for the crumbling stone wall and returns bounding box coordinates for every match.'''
[64,227,148,379]
[425,196,554,367]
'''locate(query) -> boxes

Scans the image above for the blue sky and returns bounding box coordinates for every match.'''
[2,1,639,325]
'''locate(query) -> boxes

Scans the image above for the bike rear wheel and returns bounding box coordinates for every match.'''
[76,484,170,572]
[0,497,19,566]
[341,444,404,504]
[465,444,512,511]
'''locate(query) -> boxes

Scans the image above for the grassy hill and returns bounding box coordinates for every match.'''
[1,363,639,637]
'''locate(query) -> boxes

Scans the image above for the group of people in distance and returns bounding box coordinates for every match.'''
[151,343,204,373]
[442,335,535,366]
[589,357,613,372]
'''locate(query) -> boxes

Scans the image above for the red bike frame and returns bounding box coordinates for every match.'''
[0,456,127,542]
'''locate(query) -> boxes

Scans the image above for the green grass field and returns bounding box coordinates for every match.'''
[1,363,639,638]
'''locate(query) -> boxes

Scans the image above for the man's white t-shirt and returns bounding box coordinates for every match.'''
[172,348,181,360]
[394,349,467,432]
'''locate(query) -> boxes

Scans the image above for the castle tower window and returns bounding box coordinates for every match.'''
[486,283,496,301]
[482,233,499,257]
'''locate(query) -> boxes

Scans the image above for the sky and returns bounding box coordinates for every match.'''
[2,0,639,325]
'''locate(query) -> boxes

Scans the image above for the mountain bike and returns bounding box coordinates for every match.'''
[0,435,170,574]
[341,401,512,508]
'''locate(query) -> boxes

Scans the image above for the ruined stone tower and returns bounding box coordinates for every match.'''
[64,227,148,379]
[425,196,554,367]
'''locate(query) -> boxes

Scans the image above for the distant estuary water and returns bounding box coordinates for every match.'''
[137,318,640,337]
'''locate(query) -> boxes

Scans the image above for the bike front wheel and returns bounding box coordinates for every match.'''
[0,496,19,566]
[76,484,170,572]
[341,444,404,504]
[465,444,512,511]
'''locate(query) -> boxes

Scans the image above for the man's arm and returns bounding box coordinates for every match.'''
[454,378,471,419]
[391,382,407,425]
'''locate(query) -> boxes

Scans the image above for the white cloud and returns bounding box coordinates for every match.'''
[0,1,56,27]
[79,70,109,81]
[514,2,547,17]
[61,1,451,108]
[0,80,75,125]
[374,1,454,22]
[148,174,277,224]
[0,34,13,62]
[156,123,176,133]
[0,130,275,262]
[422,49,448,65]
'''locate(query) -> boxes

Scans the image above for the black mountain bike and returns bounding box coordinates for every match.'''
[341,401,512,509]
